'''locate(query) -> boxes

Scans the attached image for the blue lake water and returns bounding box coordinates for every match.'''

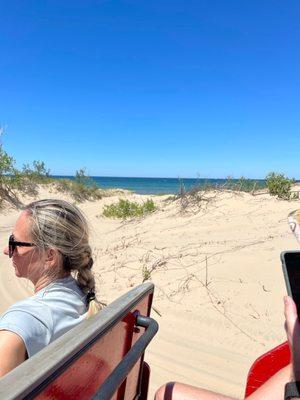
[53,176,266,195]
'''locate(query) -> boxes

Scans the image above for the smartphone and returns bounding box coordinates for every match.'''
[281,251,300,314]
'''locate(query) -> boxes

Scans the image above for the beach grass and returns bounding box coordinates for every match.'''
[103,198,156,219]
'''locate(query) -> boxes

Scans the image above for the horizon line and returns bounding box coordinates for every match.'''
[50,174,270,180]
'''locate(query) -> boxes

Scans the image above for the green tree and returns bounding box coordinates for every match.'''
[0,144,22,207]
[0,128,51,207]
[22,161,50,183]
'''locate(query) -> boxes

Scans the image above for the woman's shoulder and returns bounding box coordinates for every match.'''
[0,277,87,329]
[0,295,53,323]
[0,296,55,358]
[35,276,87,319]
[39,276,87,304]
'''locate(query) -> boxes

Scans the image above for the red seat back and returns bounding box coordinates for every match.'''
[0,283,157,400]
[244,341,290,398]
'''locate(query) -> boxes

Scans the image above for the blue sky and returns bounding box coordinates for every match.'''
[1,1,299,178]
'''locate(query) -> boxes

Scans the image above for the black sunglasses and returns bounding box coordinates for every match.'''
[8,234,35,258]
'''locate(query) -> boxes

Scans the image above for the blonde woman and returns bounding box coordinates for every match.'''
[0,199,100,376]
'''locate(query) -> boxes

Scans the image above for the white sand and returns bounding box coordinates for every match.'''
[0,187,298,399]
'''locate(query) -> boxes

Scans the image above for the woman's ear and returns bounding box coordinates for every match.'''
[45,248,61,268]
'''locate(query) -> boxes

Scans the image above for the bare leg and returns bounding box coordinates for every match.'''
[155,382,236,400]
[155,364,292,400]
[246,364,291,400]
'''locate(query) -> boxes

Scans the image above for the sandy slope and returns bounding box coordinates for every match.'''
[0,187,299,399]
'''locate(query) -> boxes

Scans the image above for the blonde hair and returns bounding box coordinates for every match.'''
[25,199,101,318]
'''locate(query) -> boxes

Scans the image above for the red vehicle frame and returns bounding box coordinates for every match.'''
[0,283,157,400]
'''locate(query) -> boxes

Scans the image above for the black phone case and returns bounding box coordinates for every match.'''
[281,251,294,298]
[281,250,300,317]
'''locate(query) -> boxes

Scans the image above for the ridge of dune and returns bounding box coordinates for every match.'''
[0,186,299,398]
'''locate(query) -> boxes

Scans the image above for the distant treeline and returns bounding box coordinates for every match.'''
[0,133,103,207]
[0,131,297,208]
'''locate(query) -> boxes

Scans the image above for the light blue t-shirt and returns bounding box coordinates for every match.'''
[0,276,87,357]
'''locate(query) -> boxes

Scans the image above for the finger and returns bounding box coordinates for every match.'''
[284,296,298,333]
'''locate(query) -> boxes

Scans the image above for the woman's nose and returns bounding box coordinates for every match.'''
[3,246,9,256]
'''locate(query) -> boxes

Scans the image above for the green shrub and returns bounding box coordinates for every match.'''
[143,198,156,213]
[71,181,102,202]
[55,169,102,202]
[266,172,295,200]
[232,177,266,192]
[213,176,266,193]
[54,178,72,193]
[0,134,51,207]
[22,161,51,184]
[103,198,156,219]
[177,177,266,199]
[142,265,152,282]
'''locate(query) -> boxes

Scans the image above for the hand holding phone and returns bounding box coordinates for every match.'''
[282,210,300,315]
[281,251,300,317]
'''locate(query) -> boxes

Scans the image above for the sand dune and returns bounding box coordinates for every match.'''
[0,187,298,398]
